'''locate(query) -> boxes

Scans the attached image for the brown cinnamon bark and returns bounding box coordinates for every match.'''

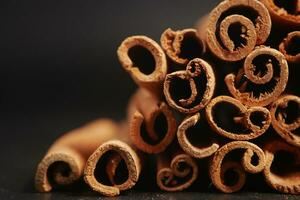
[206,95,271,140]
[84,140,141,196]
[260,0,300,28]
[156,151,198,192]
[160,28,206,65]
[263,139,300,194]
[210,141,265,193]
[164,58,215,114]
[279,31,300,63]
[205,0,271,61]
[225,46,289,107]
[127,88,177,153]
[35,119,119,192]
[117,35,167,96]
[270,95,300,148]
[177,113,219,158]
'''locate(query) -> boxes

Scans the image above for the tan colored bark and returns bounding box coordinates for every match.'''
[210,141,265,193]
[270,95,300,148]
[164,58,215,114]
[156,150,198,192]
[225,46,289,106]
[206,0,271,61]
[117,35,167,97]
[279,31,300,63]
[35,119,119,192]
[161,28,206,65]
[206,95,271,140]
[263,139,300,194]
[177,113,219,158]
[127,88,177,153]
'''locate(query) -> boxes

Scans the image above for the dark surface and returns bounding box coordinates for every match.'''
[0,0,298,199]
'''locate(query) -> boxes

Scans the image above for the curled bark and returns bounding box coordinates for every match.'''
[117,35,167,96]
[164,58,215,114]
[206,95,271,140]
[279,31,300,63]
[35,119,119,192]
[260,0,300,28]
[161,28,206,65]
[156,151,198,192]
[127,89,177,154]
[263,139,300,194]
[84,140,141,196]
[210,141,265,193]
[225,46,289,106]
[177,113,220,158]
[270,95,300,148]
[206,0,271,61]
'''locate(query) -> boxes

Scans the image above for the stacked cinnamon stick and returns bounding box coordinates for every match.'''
[35,0,300,196]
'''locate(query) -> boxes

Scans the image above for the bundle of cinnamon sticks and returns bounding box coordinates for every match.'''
[35,0,300,196]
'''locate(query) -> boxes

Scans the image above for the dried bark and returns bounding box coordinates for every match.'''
[270,95,300,148]
[177,113,219,158]
[225,46,289,106]
[206,95,271,140]
[279,31,300,63]
[263,139,300,194]
[164,58,215,114]
[117,35,167,96]
[156,150,198,192]
[205,0,271,61]
[35,119,119,192]
[210,141,265,193]
[161,28,206,66]
[127,88,177,153]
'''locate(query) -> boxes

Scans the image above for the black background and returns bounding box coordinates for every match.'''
[0,0,298,199]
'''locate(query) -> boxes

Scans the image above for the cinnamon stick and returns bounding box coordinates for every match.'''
[177,113,219,158]
[270,95,300,148]
[117,35,167,96]
[260,0,300,28]
[35,119,119,192]
[279,31,300,63]
[84,140,141,196]
[210,141,265,193]
[225,46,289,106]
[206,95,271,140]
[161,28,206,65]
[164,58,215,114]
[127,88,177,153]
[205,0,271,61]
[156,151,198,192]
[263,139,300,194]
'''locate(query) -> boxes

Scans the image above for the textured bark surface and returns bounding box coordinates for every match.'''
[156,151,198,192]
[127,89,177,153]
[35,119,119,192]
[205,0,271,61]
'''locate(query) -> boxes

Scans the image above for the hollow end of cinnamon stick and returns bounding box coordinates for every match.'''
[205,0,271,61]
[177,112,220,159]
[270,95,300,148]
[35,119,119,192]
[205,95,271,140]
[156,151,198,192]
[225,46,289,107]
[261,0,300,28]
[263,139,300,194]
[279,31,300,63]
[160,28,206,65]
[84,140,141,196]
[164,58,215,114]
[117,35,167,96]
[209,141,265,193]
[127,89,177,154]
